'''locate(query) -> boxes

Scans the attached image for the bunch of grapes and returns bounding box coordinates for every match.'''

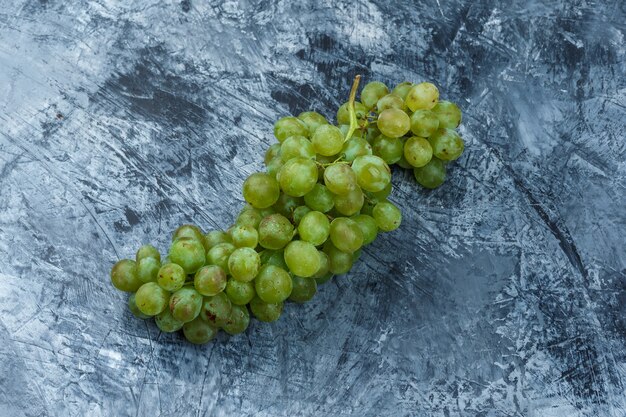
[110,77,464,344]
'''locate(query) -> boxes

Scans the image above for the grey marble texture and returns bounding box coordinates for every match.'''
[0,1,625,416]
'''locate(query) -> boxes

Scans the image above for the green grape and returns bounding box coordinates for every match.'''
[236,209,262,229]
[183,317,218,344]
[258,213,294,250]
[311,251,330,279]
[137,256,160,283]
[284,240,320,277]
[377,108,411,138]
[274,116,309,142]
[312,124,344,156]
[392,81,413,100]
[428,128,464,161]
[169,237,206,275]
[352,249,362,262]
[266,156,284,179]
[255,265,293,303]
[172,224,205,246]
[243,172,281,209]
[222,304,250,335]
[369,181,392,202]
[272,193,303,218]
[135,282,169,316]
[155,308,184,332]
[298,111,328,136]
[128,294,150,319]
[200,292,232,327]
[194,265,227,296]
[337,101,368,127]
[292,205,311,225]
[260,249,289,270]
[333,186,364,216]
[225,279,255,305]
[289,275,317,303]
[432,100,462,129]
[298,211,330,246]
[376,93,405,112]
[323,241,353,275]
[410,109,440,137]
[206,242,236,273]
[204,230,232,250]
[264,143,282,165]
[323,163,357,195]
[404,136,433,168]
[229,224,259,248]
[396,153,412,169]
[372,200,402,232]
[277,157,318,197]
[361,81,389,109]
[249,296,283,322]
[170,287,203,322]
[406,82,439,111]
[351,155,391,192]
[315,273,333,285]
[366,125,381,143]
[329,217,364,253]
[341,136,372,162]
[413,157,446,189]
[351,214,378,245]
[372,135,404,164]
[304,183,335,213]
[157,262,186,292]
[280,135,316,161]
[338,124,366,140]
[136,244,161,263]
[110,259,142,292]
[228,247,261,282]
[360,200,375,216]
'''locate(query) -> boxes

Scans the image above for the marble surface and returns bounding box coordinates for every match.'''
[1,1,625,416]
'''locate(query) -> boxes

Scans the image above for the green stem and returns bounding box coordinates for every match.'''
[344,75,361,143]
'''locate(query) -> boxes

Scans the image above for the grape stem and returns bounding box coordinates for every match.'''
[344,74,361,143]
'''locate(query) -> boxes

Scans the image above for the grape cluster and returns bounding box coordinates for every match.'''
[110,78,464,344]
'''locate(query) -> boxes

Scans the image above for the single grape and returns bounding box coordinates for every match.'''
[135,282,169,316]
[392,81,413,100]
[260,249,289,270]
[304,183,335,213]
[337,101,368,127]
[323,241,353,275]
[128,293,150,319]
[221,304,250,335]
[200,292,232,327]
[136,244,160,263]
[377,108,411,138]
[280,135,316,161]
[311,124,344,156]
[194,265,227,296]
[137,256,160,283]
[404,136,433,168]
[155,308,184,332]
[255,265,293,303]
[225,279,255,305]
[361,81,389,109]
[228,247,261,282]
[266,156,284,179]
[264,143,282,165]
[432,100,462,129]
[413,157,446,189]
[292,205,311,225]
[314,273,333,285]
[183,317,218,344]
[243,172,280,209]
[298,211,330,246]
[368,181,392,202]
[396,153,413,169]
[272,193,302,218]
[366,125,381,143]
[277,157,318,197]
[428,128,464,161]
[258,213,294,250]
[206,243,236,274]
[298,111,328,136]
[410,110,440,137]
[157,262,186,292]
[351,214,378,245]
[372,135,404,164]
[341,136,372,162]
[329,218,364,253]
[169,237,206,275]
[284,240,320,277]
[351,155,391,192]
[110,259,142,292]
[172,224,205,246]
[229,224,259,248]
[372,200,402,232]
[311,251,331,280]
[236,208,262,228]
[274,116,308,142]
[332,186,364,216]
[324,163,357,195]
[289,275,317,303]
[204,230,232,250]
[376,94,405,112]
[170,287,203,322]
[405,82,439,111]
[249,296,283,322]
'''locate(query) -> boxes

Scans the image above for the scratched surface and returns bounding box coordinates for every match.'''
[0,1,625,416]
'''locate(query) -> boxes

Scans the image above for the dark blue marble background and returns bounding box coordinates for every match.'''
[0,1,624,416]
